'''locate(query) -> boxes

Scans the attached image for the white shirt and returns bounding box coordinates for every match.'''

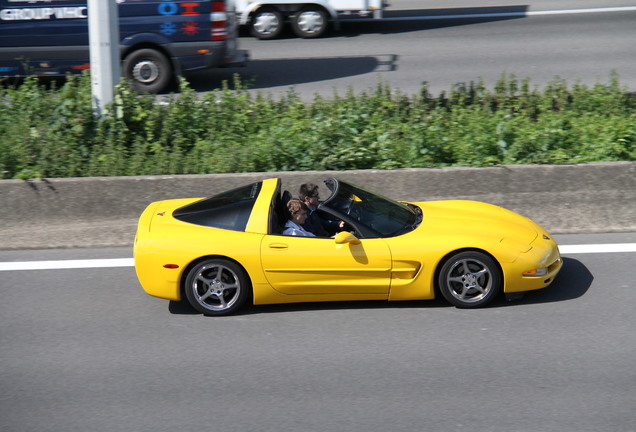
[283,220,316,237]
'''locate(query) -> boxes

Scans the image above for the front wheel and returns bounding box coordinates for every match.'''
[122,48,172,93]
[437,251,502,308]
[184,259,250,316]
[291,7,328,38]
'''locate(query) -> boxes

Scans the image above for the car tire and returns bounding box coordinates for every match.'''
[437,251,502,308]
[184,259,251,316]
[251,7,284,40]
[122,48,172,94]
[291,6,328,38]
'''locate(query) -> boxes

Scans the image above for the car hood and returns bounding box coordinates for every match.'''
[413,200,539,244]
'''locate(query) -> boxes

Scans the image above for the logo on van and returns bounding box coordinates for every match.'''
[0,7,87,21]
[182,21,199,36]
[160,21,178,36]
[182,3,201,16]
[158,3,178,16]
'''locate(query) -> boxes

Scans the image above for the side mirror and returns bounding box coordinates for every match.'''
[334,231,361,245]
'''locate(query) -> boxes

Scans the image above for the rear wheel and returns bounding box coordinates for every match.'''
[437,251,501,308]
[184,259,250,316]
[251,7,284,39]
[291,6,328,38]
[122,48,172,93]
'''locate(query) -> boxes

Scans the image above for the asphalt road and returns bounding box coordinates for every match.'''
[1,232,635,432]
[185,0,636,98]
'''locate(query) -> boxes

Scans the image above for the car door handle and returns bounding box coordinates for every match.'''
[268,243,289,249]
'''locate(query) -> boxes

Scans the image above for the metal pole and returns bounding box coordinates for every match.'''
[88,0,120,116]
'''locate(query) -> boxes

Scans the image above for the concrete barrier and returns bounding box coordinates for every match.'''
[1,162,634,249]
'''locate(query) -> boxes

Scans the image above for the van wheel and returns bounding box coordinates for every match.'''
[122,48,172,93]
[251,7,284,39]
[291,6,328,38]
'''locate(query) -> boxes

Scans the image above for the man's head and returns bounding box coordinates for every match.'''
[299,183,320,209]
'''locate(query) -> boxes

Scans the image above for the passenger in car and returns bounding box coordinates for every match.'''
[283,199,316,237]
[299,183,344,236]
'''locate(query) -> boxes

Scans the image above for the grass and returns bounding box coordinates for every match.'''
[0,72,634,179]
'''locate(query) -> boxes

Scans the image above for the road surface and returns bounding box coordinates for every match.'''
[187,1,636,98]
[1,232,635,432]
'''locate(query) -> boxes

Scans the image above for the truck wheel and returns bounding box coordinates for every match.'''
[251,7,284,40]
[122,48,172,93]
[291,6,328,38]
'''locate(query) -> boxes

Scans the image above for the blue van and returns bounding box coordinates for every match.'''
[0,0,247,92]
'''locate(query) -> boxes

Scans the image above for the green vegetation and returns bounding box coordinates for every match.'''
[1,72,635,179]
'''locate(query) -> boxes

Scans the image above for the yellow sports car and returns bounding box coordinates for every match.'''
[134,177,562,315]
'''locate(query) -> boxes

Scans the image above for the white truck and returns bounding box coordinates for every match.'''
[233,0,386,39]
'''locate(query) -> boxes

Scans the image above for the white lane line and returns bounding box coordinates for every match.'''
[381,6,636,21]
[526,6,636,16]
[559,243,636,254]
[0,244,634,271]
[0,258,134,271]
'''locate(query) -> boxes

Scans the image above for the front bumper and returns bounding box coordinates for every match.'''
[503,235,563,293]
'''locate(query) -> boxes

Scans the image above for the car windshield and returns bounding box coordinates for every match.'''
[321,179,421,238]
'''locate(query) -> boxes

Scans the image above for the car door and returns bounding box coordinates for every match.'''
[260,235,391,295]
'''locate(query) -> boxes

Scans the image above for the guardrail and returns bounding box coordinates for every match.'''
[1,162,634,249]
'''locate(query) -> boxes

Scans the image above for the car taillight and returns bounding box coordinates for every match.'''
[211,1,227,41]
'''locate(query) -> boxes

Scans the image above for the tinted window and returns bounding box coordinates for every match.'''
[173,182,262,231]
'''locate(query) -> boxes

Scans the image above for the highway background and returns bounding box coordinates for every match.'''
[2,2,636,431]
[188,0,636,98]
